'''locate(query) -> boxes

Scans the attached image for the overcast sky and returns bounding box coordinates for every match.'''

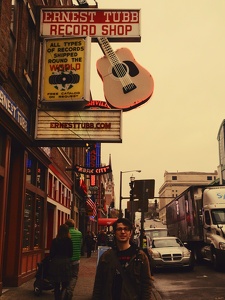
[89,0,225,209]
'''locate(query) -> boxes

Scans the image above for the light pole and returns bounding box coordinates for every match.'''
[119,170,141,218]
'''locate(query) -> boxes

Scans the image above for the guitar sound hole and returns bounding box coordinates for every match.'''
[112,63,127,78]
[112,61,139,78]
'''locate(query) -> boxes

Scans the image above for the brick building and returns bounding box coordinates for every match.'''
[0,0,113,294]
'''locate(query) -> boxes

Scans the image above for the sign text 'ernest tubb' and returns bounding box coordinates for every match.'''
[40,9,140,39]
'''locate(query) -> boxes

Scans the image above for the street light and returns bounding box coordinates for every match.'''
[119,170,141,218]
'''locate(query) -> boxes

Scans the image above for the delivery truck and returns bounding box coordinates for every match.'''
[166,185,225,270]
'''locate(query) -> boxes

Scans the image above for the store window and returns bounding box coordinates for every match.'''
[23,193,33,250]
[26,154,45,191]
[23,193,44,251]
[34,196,43,249]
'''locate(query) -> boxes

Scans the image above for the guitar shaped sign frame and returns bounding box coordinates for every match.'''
[96,37,154,112]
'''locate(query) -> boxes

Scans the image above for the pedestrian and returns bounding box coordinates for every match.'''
[49,224,73,300]
[106,230,115,247]
[137,229,154,278]
[97,230,107,246]
[92,218,152,300]
[85,230,94,258]
[65,219,83,300]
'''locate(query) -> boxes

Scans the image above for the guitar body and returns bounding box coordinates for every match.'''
[96,47,154,111]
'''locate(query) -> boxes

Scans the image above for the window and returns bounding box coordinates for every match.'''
[23,193,33,250]
[26,154,45,190]
[205,210,211,226]
[24,10,36,88]
[172,176,177,180]
[34,196,43,249]
[207,176,213,181]
[23,193,44,251]
[9,0,18,69]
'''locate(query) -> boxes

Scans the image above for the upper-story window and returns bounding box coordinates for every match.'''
[23,3,36,94]
[172,176,177,180]
[26,154,45,190]
[9,0,18,69]
[207,176,213,181]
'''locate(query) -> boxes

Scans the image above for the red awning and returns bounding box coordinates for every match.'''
[98,218,117,226]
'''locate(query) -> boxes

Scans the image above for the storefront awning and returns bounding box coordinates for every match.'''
[98,218,117,226]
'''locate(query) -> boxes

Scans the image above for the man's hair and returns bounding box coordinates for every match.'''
[65,219,75,228]
[112,218,133,232]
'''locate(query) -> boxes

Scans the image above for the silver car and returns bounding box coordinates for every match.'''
[151,237,194,271]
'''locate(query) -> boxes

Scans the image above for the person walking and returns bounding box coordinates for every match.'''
[92,218,152,300]
[137,229,154,278]
[97,230,107,246]
[65,219,82,300]
[85,230,94,258]
[49,224,73,300]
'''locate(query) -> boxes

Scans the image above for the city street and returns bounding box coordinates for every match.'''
[154,261,225,300]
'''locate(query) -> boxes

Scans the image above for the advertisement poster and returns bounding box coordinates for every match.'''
[42,37,90,102]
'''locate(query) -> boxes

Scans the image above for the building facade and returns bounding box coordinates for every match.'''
[0,0,115,294]
[158,171,218,222]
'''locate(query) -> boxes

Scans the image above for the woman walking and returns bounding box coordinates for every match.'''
[49,224,73,300]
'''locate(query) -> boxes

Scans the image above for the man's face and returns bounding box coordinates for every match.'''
[115,222,132,242]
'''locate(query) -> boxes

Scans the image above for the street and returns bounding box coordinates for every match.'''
[153,261,225,300]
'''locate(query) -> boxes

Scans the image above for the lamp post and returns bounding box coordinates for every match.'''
[119,170,141,218]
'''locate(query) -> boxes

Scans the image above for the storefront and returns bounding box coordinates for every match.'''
[0,85,51,290]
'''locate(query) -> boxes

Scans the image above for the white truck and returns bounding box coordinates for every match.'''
[166,185,225,270]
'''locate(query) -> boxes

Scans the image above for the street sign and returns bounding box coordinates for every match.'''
[133,179,155,199]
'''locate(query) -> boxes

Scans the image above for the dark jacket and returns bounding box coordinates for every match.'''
[49,237,73,283]
[92,247,152,300]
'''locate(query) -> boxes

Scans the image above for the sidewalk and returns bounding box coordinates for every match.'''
[1,251,162,300]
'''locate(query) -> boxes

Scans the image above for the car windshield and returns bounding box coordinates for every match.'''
[211,209,225,225]
[152,238,183,248]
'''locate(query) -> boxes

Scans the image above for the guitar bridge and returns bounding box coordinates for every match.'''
[123,83,137,94]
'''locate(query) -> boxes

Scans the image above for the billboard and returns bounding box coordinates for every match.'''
[41,37,91,103]
[35,109,122,145]
[40,8,141,42]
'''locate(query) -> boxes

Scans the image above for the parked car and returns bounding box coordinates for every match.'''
[151,237,194,271]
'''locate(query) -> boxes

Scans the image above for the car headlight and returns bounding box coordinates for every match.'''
[152,251,161,258]
[182,249,191,257]
[219,242,225,250]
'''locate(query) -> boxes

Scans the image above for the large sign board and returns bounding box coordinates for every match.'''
[40,9,141,42]
[41,37,91,103]
[35,109,122,144]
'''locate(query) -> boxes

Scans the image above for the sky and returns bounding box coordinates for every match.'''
[88,0,225,209]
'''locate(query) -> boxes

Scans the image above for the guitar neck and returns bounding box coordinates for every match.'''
[97,37,121,68]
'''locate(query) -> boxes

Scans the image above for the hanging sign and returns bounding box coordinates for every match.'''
[41,37,91,103]
[40,9,141,42]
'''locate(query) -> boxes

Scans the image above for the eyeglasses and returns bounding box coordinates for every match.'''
[115,227,130,232]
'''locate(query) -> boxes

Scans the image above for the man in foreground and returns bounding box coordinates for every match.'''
[92,218,152,300]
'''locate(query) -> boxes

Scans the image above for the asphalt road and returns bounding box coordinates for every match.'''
[153,261,225,300]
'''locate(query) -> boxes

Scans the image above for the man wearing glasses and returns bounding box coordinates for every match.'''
[92,218,152,300]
